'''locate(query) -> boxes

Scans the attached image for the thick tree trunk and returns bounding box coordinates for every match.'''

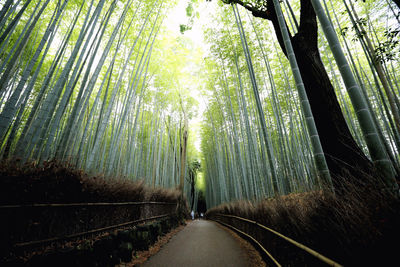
[268,0,378,190]
[291,35,376,187]
[229,0,385,190]
[179,118,188,192]
[393,0,400,9]
[190,179,195,210]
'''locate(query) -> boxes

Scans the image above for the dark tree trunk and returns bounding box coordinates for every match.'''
[291,32,377,187]
[190,181,195,211]
[267,0,378,189]
[189,171,195,211]
[229,0,383,191]
[393,0,400,9]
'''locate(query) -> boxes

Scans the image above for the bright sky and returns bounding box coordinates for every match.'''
[164,0,206,45]
[163,0,218,152]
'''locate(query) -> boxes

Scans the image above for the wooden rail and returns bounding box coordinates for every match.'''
[211,213,343,267]
[14,213,175,249]
[3,201,178,250]
[214,218,281,266]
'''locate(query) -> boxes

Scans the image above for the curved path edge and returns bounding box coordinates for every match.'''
[140,220,250,267]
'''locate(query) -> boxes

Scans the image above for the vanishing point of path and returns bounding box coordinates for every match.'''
[141,220,250,267]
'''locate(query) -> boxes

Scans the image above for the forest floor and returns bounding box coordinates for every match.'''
[139,220,264,267]
[116,222,187,266]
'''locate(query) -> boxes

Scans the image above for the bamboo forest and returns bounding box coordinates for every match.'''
[0,0,399,266]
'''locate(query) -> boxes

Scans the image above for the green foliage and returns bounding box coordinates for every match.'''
[201,0,400,207]
[374,27,400,62]
[0,0,398,209]
[179,0,200,34]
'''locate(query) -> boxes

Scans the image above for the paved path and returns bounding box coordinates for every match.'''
[141,220,249,267]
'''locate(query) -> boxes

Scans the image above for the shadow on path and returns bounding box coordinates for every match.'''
[141,220,249,267]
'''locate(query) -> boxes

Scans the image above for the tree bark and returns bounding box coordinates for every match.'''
[393,0,400,9]
[179,117,188,192]
[190,175,195,210]
[291,33,377,184]
[231,0,381,190]
[274,0,378,188]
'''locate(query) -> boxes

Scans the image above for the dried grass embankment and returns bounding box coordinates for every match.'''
[0,160,187,264]
[207,178,400,266]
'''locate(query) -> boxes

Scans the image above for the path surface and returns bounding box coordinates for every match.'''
[141,220,249,267]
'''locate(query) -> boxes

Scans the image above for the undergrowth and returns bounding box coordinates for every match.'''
[0,159,180,204]
[207,176,400,266]
[0,159,185,260]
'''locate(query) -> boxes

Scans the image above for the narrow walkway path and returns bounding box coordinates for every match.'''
[141,220,249,267]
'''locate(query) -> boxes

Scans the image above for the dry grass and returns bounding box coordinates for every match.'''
[207,178,400,265]
[146,187,181,203]
[0,159,180,204]
[121,223,187,267]
[0,159,185,262]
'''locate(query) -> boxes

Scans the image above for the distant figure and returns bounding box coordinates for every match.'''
[200,213,204,219]
[191,210,194,220]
